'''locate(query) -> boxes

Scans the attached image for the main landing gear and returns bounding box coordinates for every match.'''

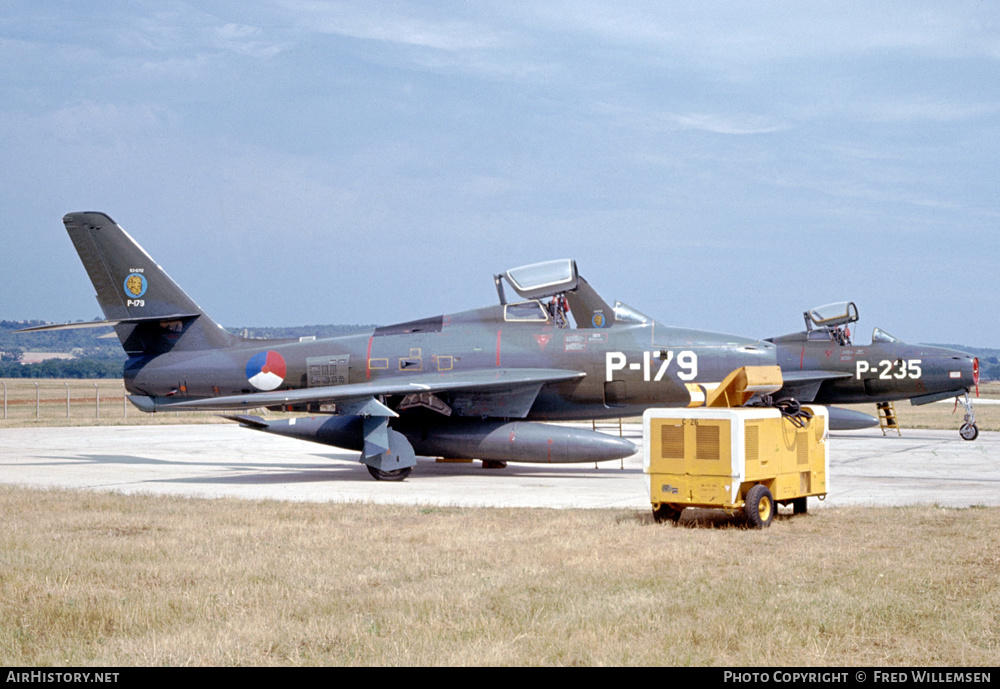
[366,465,412,481]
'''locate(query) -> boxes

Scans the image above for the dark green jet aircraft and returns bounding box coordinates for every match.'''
[767,302,980,440]
[22,211,792,480]
[22,213,978,481]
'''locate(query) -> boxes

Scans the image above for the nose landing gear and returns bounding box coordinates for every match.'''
[958,392,978,441]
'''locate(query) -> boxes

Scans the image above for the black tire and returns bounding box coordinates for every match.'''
[652,504,682,524]
[745,484,774,528]
[960,423,979,441]
[366,465,412,481]
[792,497,808,515]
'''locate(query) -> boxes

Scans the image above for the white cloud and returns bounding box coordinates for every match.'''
[211,22,290,58]
[672,113,785,136]
[118,7,288,60]
[539,1,1000,64]
[862,99,1000,124]
[47,101,174,144]
[280,0,504,51]
[594,102,785,136]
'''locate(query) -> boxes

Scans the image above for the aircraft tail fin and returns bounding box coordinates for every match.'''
[63,212,240,355]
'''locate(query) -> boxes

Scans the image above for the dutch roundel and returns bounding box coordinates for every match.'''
[246,351,286,391]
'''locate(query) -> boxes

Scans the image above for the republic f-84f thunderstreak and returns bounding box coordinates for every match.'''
[21,212,792,480]
[767,302,980,440]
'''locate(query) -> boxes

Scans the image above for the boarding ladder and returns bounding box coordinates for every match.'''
[877,402,900,436]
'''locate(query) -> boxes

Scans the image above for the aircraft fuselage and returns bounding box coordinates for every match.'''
[770,331,976,405]
[126,303,777,420]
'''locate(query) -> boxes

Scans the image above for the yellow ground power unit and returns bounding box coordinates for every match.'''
[642,366,829,527]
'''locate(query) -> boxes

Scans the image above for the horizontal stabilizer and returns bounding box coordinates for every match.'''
[14,313,201,333]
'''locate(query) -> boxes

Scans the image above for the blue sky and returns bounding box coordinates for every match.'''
[2,1,997,346]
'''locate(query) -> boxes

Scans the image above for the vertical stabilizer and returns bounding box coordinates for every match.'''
[63,212,240,354]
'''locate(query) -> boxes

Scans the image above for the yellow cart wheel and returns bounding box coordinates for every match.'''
[652,503,683,524]
[745,484,774,528]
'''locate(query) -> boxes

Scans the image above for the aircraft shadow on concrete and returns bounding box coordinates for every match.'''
[45,451,643,486]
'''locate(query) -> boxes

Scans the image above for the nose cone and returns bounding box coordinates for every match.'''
[962,356,978,393]
[947,349,978,391]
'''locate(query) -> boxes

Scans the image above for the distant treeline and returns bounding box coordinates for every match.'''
[927,344,1000,381]
[927,343,1000,360]
[0,358,124,379]
[0,319,124,360]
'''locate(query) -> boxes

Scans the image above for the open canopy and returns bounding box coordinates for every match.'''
[503,259,579,300]
[806,301,858,329]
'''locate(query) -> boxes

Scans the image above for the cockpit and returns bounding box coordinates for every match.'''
[802,301,904,345]
[803,301,858,345]
[495,259,617,330]
[871,328,901,344]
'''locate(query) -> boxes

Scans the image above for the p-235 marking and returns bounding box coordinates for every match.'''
[856,359,921,380]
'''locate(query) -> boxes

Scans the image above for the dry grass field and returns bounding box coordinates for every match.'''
[0,487,997,666]
[0,379,229,427]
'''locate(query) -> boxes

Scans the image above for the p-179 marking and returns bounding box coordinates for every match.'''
[606,350,698,382]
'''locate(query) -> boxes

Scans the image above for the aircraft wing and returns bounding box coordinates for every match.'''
[141,368,585,418]
[776,370,852,402]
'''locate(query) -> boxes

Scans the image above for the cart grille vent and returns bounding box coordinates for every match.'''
[696,425,720,460]
[797,431,809,464]
[746,424,759,462]
[660,424,684,459]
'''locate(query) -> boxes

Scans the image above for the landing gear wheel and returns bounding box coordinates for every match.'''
[366,465,412,481]
[653,504,682,524]
[745,485,774,528]
[958,393,978,442]
[960,423,979,441]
